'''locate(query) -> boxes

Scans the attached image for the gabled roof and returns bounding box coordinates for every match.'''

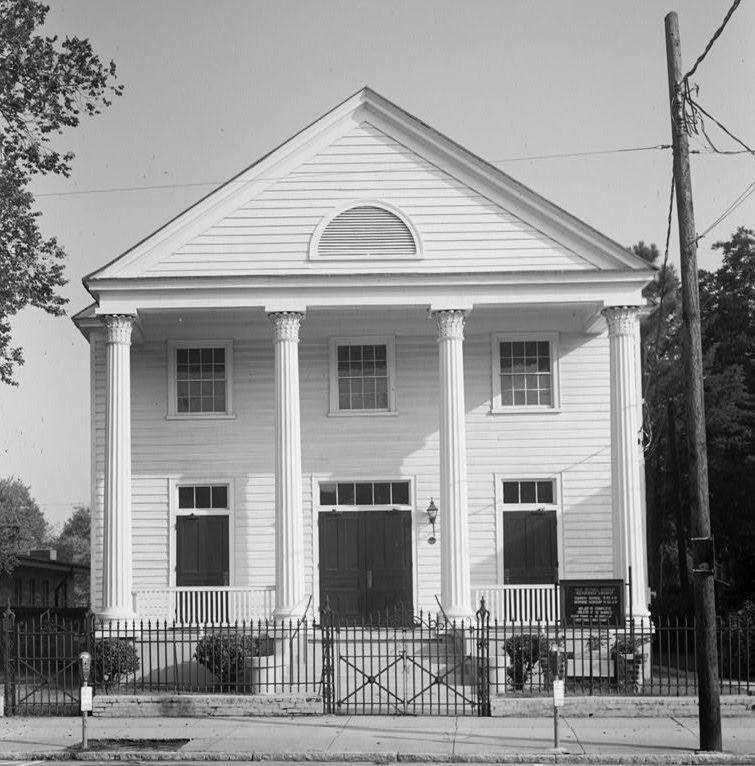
[85,86,651,288]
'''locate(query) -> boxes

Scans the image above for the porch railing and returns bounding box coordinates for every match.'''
[133,586,275,624]
[474,584,560,623]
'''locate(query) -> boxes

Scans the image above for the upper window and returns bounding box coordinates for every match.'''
[491,333,559,412]
[168,341,233,418]
[178,484,229,510]
[311,203,420,260]
[329,337,396,415]
[319,480,411,507]
[502,479,555,506]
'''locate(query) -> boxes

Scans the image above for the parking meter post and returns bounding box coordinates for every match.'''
[554,704,559,749]
[549,623,568,754]
[82,689,88,751]
[78,652,92,750]
[553,638,559,750]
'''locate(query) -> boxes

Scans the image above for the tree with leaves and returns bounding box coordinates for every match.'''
[52,503,90,603]
[639,228,755,613]
[0,476,48,573]
[699,228,755,607]
[635,242,689,608]
[0,0,122,384]
[53,503,89,565]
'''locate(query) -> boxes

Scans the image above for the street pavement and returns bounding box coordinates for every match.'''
[1,715,755,763]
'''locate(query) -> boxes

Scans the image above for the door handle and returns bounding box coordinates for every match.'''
[366,570,373,589]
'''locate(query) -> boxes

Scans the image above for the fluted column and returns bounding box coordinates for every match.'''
[603,306,649,618]
[433,309,473,622]
[269,312,306,620]
[100,314,136,621]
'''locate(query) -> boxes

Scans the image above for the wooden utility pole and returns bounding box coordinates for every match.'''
[664,11,722,752]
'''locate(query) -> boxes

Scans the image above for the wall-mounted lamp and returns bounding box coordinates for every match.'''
[426,498,438,545]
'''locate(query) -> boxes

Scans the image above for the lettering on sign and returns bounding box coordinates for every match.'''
[560,579,624,625]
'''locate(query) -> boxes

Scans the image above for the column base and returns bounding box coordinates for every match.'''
[96,606,138,624]
[273,606,307,623]
[439,606,476,626]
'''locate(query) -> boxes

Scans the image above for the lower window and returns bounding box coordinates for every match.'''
[175,484,230,588]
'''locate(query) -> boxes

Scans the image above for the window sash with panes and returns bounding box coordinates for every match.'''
[319,480,410,507]
[178,484,229,510]
[499,340,552,407]
[337,344,389,411]
[502,479,555,506]
[176,347,227,414]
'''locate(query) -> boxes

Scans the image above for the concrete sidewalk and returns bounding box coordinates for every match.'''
[1,715,755,763]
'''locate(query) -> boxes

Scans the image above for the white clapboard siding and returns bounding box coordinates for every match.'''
[91,310,614,615]
[145,123,591,276]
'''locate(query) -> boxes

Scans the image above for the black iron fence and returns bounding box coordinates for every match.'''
[1,609,91,715]
[1,605,753,716]
[92,614,320,696]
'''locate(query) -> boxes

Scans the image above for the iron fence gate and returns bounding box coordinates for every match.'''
[321,601,491,715]
[2,609,93,716]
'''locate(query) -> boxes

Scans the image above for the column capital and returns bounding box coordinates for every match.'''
[102,314,135,345]
[432,309,469,341]
[602,306,641,336]
[268,311,304,343]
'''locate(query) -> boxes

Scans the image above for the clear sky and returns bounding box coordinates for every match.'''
[0,0,753,527]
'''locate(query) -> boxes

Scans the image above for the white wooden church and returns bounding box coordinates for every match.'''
[74,88,653,625]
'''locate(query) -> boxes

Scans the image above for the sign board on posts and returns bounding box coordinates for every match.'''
[560,579,624,625]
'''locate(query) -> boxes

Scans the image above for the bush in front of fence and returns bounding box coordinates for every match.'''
[503,633,550,691]
[194,631,275,691]
[94,637,140,688]
[720,601,755,681]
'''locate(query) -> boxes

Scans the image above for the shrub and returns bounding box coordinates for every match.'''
[720,601,755,681]
[193,631,274,690]
[93,638,139,688]
[611,635,650,656]
[503,633,549,690]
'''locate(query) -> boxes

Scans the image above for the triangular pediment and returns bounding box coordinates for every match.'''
[88,88,649,283]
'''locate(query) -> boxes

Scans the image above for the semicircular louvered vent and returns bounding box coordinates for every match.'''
[317,205,418,259]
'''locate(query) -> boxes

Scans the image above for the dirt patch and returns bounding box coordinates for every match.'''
[70,738,190,752]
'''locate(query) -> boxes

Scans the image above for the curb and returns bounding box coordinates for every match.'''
[2,752,755,764]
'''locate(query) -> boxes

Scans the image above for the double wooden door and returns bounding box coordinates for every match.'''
[319,510,413,621]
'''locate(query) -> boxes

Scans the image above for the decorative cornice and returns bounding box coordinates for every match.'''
[102,314,135,345]
[602,306,640,337]
[433,309,468,341]
[269,311,304,343]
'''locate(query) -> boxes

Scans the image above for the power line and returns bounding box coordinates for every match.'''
[683,0,743,82]
[35,180,231,198]
[662,175,676,273]
[31,144,679,199]
[29,142,742,200]
[652,170,676,369]
[687,96,755,159]
[491,144,671,162]
[697,177,755,240]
